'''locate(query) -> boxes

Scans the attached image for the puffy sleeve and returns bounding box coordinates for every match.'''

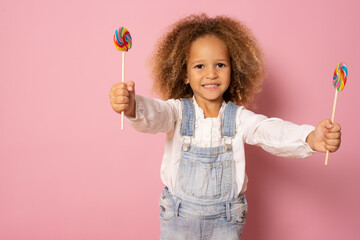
[125,95,181,134]
[239,108,316,158]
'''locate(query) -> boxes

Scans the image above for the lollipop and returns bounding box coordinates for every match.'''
[113,27,132,130]
[114,27,132,51]
[325,62,348,165]
[333,62,347,91]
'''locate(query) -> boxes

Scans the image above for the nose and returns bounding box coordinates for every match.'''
[206,67,218,80]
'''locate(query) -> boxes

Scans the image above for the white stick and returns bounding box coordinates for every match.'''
[121,51,125,130]
[325,89,338,165]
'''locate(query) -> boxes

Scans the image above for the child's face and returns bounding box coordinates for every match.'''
[186,35,231,106]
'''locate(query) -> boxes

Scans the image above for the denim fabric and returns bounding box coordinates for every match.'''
[222,102,239,137]
[175,144,236,204]
[160,99,247,240]
[180,98,196,137]
[160,187,247,240]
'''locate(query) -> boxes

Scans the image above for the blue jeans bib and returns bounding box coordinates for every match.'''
[160,99,247,240]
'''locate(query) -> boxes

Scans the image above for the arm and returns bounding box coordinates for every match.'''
[241,109,316,158]
[109,81,179,133]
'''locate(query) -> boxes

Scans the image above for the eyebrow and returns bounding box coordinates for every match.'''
[209,58,229,62]
[189,59,229,64]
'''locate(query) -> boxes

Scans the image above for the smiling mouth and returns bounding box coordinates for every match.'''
[202,84,219,89]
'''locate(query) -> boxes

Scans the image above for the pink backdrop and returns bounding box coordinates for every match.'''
[1,0,359,239]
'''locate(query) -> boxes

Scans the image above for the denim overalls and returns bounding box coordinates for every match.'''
[160,99,248,240]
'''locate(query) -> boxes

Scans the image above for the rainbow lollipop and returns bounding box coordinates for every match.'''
[114,27,132,51]
[333,62,347,91]
[325,62,348,165]
[113,27,132,130]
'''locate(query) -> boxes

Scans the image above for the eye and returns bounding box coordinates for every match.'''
[217,63,226,68]
[194,64,204,69]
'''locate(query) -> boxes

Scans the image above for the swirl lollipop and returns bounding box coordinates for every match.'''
[333,62,347,91]
[114,27,132,51]
[325,62,348,165]
[113,27,132,130]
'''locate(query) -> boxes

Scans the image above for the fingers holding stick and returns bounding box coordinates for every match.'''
[109,81,136,117]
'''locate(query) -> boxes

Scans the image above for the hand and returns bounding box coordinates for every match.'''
[306,119,341,153]
[109,81,136,117]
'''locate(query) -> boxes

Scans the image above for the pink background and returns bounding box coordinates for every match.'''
[1,0,359,239]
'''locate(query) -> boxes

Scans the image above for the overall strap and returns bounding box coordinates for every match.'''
[222,102,239,137]
[180,98,195,137]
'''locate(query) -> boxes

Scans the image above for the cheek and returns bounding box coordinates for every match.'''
[224,82,231,91]
[187,71,202,81]
[185,67,192,83]
[223,71,231,83]
[224,75,231,90]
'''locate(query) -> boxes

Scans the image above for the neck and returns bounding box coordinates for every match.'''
[194,96,223,118]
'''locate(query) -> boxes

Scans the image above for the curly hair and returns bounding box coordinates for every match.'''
[149,14,265,106]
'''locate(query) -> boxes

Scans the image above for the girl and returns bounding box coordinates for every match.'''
[109,14,341,240]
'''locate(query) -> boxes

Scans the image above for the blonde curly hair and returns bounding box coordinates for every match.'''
[149,14,265,106]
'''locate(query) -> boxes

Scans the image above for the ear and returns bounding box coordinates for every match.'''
[184,78,189,84]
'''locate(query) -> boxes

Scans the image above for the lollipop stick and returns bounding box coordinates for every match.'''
[325,89,338,165]
[121,51,125,130]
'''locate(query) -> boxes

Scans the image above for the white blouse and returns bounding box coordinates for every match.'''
[126,95,316,195]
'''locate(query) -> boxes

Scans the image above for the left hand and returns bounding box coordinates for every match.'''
[306,119,341,153]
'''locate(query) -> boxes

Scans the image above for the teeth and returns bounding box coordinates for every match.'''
[203,84,218,88]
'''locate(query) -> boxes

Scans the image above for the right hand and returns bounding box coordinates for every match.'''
[109,81,136,118]
[306,119,341,153]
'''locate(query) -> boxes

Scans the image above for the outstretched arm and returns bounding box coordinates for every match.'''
[306,119,341,153]
[109,81,180,134]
